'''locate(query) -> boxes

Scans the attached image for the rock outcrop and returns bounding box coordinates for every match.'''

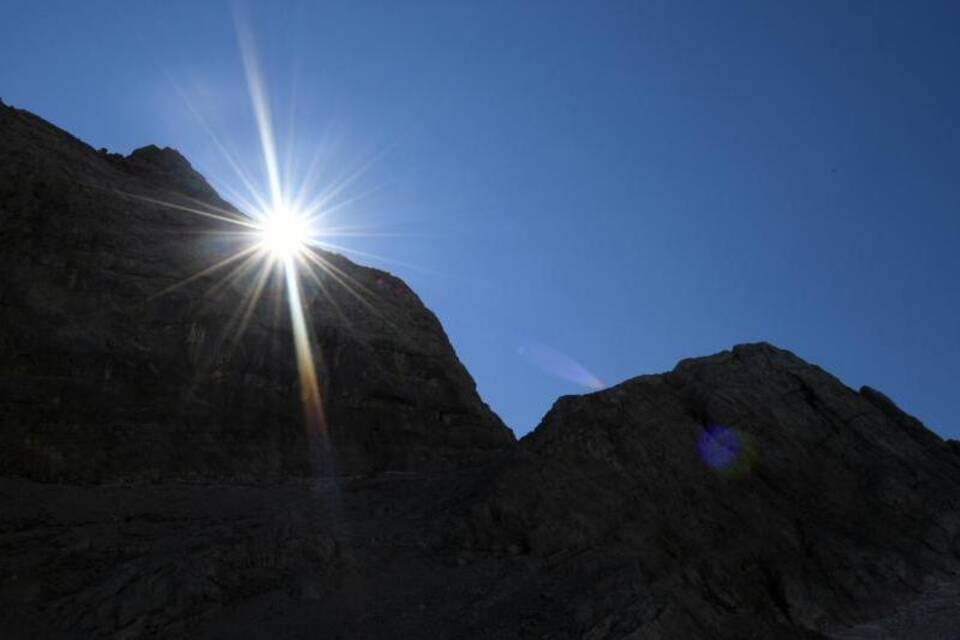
[0,101,513,483]
[458,343,960,637]
[1,104,958,639]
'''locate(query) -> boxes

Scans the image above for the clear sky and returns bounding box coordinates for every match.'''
[2,1,958,439]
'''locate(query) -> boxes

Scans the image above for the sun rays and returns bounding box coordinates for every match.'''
[129,16,402,478]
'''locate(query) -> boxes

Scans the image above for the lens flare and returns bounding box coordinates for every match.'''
[127,14,397,481]
[517,341,604,390]
[697,424,758,477]
[283,255,332,475]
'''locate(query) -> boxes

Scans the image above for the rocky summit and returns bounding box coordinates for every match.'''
[0,101,513,483]
[1,103,959,639]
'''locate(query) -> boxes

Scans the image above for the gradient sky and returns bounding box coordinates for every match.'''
[2,1,958,439]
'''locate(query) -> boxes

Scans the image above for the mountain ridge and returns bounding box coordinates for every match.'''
[1,103,958,639]
[0,99,513,483]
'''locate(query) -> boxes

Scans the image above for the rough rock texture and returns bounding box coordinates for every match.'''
[457,343,960,638]
[2,104,959,639]
[828,579,960,638]
[0,101,513,482]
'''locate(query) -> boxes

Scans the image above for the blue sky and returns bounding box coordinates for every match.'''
[2,1,958,438]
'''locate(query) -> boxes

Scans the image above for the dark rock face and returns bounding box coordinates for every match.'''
[459,343,960,637]
[1,105,959,639]
[119,145,224,202]
[0,101,513,482]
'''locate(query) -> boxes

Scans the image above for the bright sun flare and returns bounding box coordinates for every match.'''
[121,18,386,477]
[257,207,310,259]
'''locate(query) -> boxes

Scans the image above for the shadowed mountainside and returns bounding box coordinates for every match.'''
[1,102,959,639]
[0,99,513,482]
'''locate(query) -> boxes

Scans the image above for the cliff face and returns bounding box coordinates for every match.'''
[1,104,959,639]
[0,101,513,482]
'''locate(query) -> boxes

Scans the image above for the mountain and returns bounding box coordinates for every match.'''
[0,99,513,483]
[458,343,960,637]
[1,102,958,639]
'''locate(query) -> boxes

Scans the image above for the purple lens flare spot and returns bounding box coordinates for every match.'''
[698,424,741,471]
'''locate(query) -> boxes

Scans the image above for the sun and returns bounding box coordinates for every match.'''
[128,19,386,477]
[257,205,310,259]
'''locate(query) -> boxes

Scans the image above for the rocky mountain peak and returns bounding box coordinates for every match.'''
[119,144,222,202]
[0,103,513,483]
[1,104,958,639]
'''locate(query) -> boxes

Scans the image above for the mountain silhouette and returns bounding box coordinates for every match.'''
[1,101,958,639]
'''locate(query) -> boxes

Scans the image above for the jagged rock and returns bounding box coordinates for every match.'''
[458,343,960,637]
[1,105,958,639]
[0,101,513,482]
[117,144,226,204]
